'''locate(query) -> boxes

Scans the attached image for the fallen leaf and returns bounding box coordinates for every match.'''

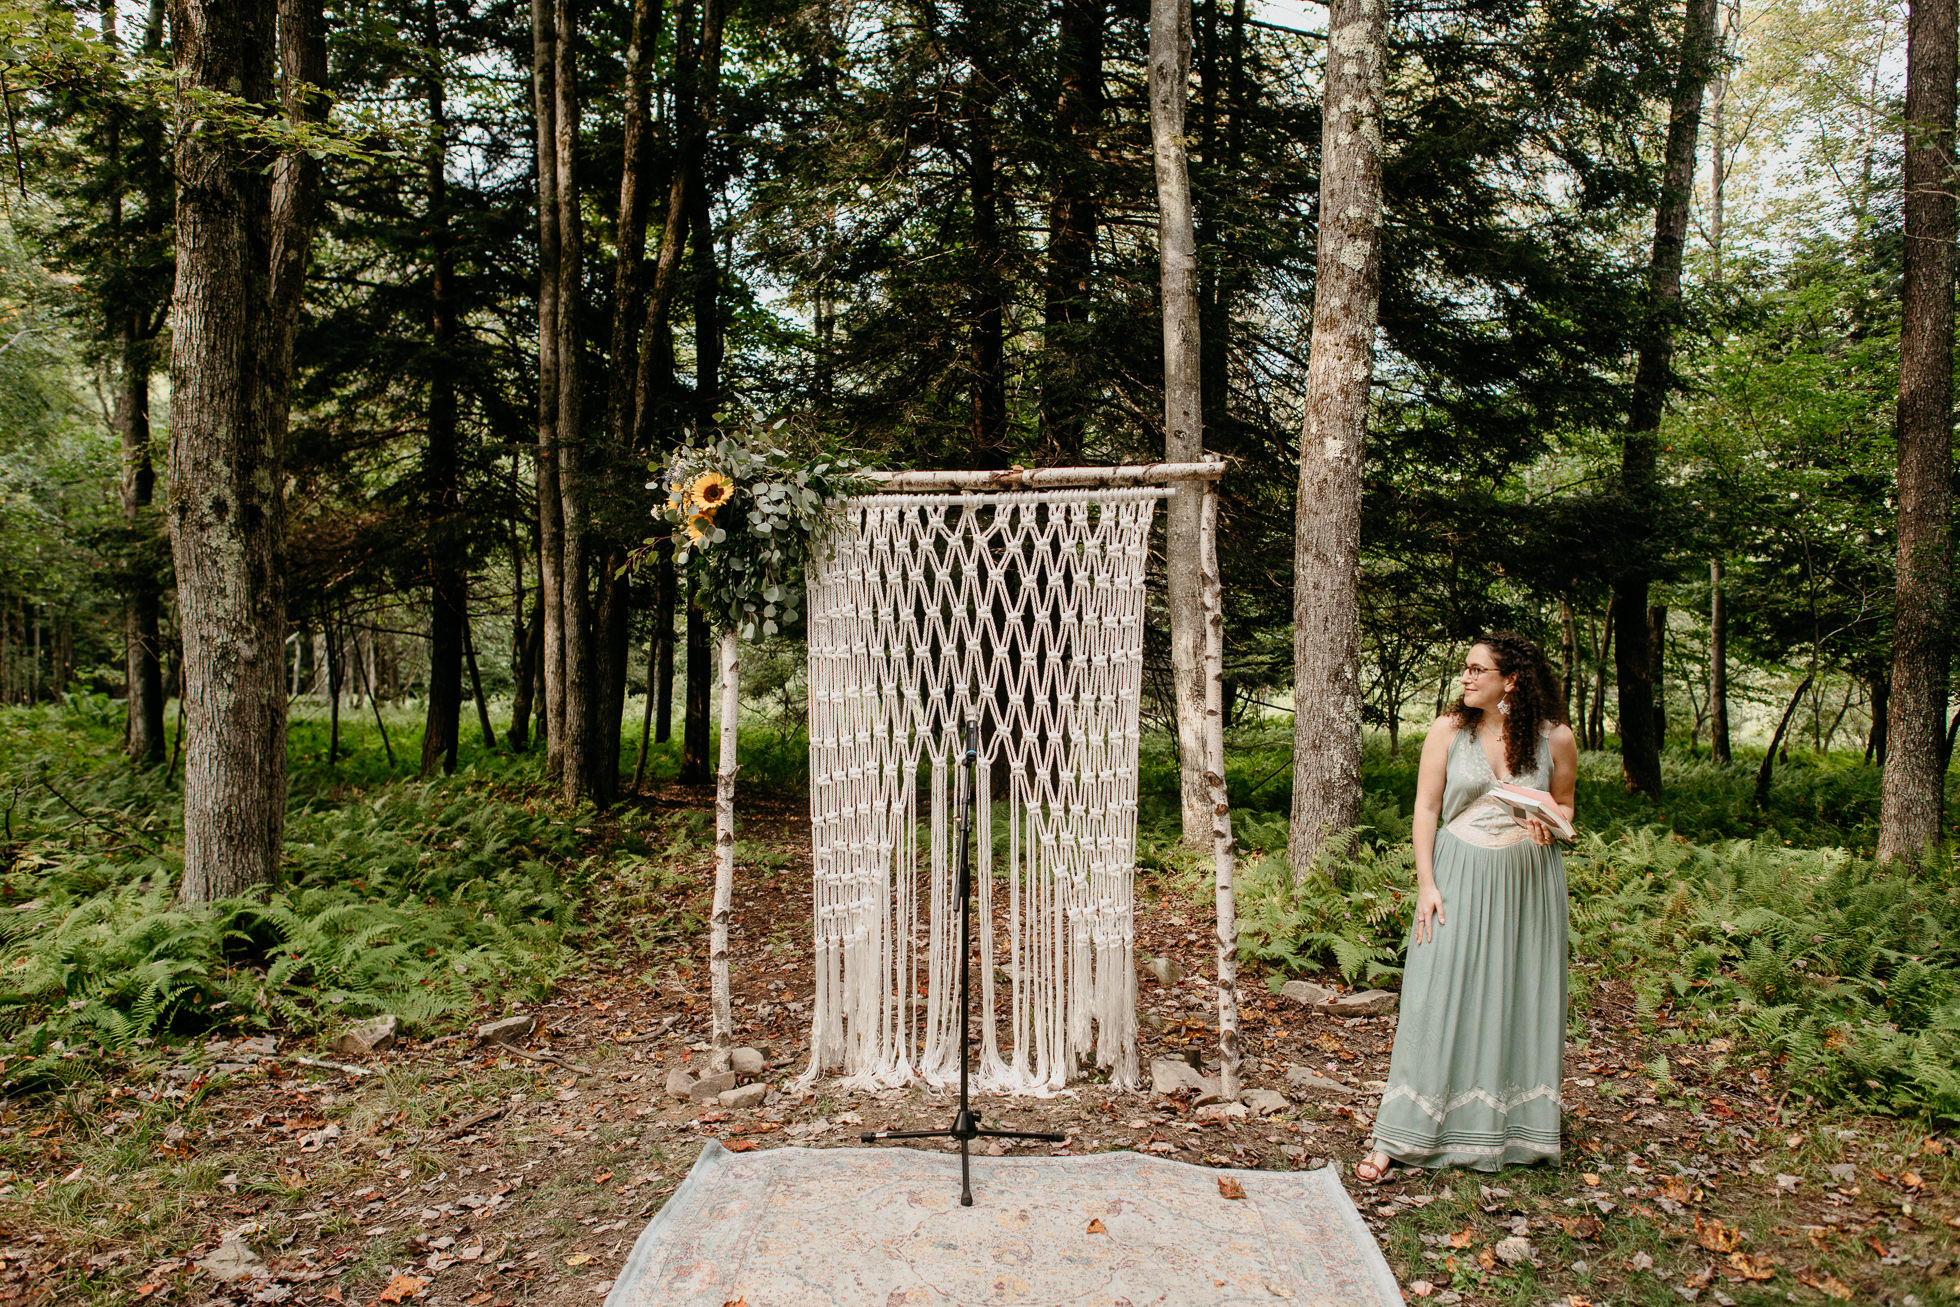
[594,1170,614,1184]
[1682,1266,1712,1289]
[1693,1214,1740,1253]
[1217,1177,1246,1200]
[1475,1246,1496,1272]
[1661,1175,1702,1205]
[722,1140,759,1153]
[564,1252,596,1267]
[1555,1214,1601,1240]
[377,1275,427,1304]
[134,1286,162,1300]
[322,1288,343,1305]
[1447,1224,1478,1250]
[1086,1218,1106,1234]
[1797,1270,1853,1301]
[721,1298,749,1307]
[1581,1173,1600,1186]
[1726,1251,1776,1281]
[1900,1170,1923,1189]
[1407,1281,1434,1298]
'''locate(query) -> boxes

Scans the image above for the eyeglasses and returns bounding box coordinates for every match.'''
[1463,663,1500,677]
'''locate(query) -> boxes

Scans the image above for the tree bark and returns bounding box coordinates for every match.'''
[708,627,740,1072]
[552,0,597,806]
[1288,0,1383,875]
[420,0,464,779]
[118,331,166,766]
[1588,596,1615,750]
[1877,0,1956,863]
[1200,489,1239,1100]
[1042,0,1102,462]
[1756,674,1814,807]
[1615,0,1719,800]
[463,620,496,749]
[1648,604,1668,748]
[510,596,545,751]
[654,537,675,742]
[1150,0,1210,849]
[1868,674,1889,766]
[1558,595,1579,720]
[168,0,324,902]
[1709,558,1730,762]
[532,0,567,778]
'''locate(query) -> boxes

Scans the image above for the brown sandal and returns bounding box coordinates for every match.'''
[1354,1151,1394,1185]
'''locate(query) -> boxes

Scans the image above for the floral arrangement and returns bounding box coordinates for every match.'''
[648,427,865,639]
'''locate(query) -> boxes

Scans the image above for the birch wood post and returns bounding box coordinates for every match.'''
[1201,487,1241,1099]
[709,627,740,1073]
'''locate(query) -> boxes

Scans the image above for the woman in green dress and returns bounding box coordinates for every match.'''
[1356,631,1578,1181]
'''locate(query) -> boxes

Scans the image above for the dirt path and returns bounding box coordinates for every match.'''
[1,784,1952,1307]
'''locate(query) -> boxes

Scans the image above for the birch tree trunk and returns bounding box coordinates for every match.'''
[169,0,324,902]
[1288,0,1383,877]
[1877,0,1956,862]
[1709,558,1730,761]
[1616,0,1720,801]
[1201,489,1241,1100]
[1149,0,1209,847]
[709,628,740,1073]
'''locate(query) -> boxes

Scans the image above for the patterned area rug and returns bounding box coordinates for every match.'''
[604,1141,1404,1307]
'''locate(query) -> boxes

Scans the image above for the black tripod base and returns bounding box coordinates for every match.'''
[862,1109,1067,1206]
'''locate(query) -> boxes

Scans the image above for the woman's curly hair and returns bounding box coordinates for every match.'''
[1449,630,1566,778]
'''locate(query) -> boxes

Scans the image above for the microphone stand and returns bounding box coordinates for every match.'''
[862,719,1065,1205]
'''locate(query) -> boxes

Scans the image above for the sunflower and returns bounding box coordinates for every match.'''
[687,470,735,515]
[684,514,713,545]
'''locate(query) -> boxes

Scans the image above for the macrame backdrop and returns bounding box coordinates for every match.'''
[802,489,1161,1094]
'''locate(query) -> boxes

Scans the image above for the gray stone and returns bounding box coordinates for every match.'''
[1284,1064,1364,1096]
[1280,980,1339,1007]
[1190,1081,1230,1106]
[665,1064,697,1099]
[1143,956,1186,986]
[687,1071,737,1103]
[1332,989,1399,1016]
[1149,1057,1210,1096]
[1494,1236,1533,1266]
[1242,1088,1290,1116]
[195,1233,263,1283]
[730,1047,767,1076]
[719,1083,769,1110]
[333,1015,398,1057]
[475,1015,537,1045]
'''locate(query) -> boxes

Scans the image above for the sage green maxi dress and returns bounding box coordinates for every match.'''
[1371,723,1568,1171]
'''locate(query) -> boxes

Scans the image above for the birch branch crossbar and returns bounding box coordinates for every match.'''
[796,459,1241,1099]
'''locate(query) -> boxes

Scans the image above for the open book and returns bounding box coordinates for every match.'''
[1490,781,1576,841]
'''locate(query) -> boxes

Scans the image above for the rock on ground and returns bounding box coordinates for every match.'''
[1280,980,1339,1007]
[730,1047,766,1076]
[1284,1064,1366,1097]
[687,1071,737,1103]
[665,1064,696,1099]
[1242,1088,1290,1116]
[333,1015,398,1057]
[475,1014,538,1045]
[1143,956,1186,986]
[1149,1057,1210,1096]
[719,1083,768,1109]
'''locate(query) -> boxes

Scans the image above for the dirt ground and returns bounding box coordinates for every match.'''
[1,784,1954,1307]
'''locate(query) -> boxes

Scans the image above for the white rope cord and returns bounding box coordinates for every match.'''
[801,488,1160,1094]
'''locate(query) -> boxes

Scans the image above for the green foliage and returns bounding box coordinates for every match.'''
[651,429,866,639]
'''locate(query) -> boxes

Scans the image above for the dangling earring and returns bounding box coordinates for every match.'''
[1498,696,1510,716]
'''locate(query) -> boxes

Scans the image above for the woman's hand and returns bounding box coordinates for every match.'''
[1413,883,1446,946]
[1524,815,1553,847]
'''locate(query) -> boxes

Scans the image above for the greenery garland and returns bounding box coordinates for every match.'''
[645,424,866,639]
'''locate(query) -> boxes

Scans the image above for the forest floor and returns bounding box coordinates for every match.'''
[2,780,1955,1307]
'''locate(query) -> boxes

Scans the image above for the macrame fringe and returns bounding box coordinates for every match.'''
[798,490,1158,1095]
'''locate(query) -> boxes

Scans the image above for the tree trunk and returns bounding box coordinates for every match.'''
[1149,0,1209,848]
[118,330,167,766]
[168,0,324,902]
[654,537,675,742]
[1868,674,1889,766]
[1877,0,1956,863]
[325,617,342,767]
[1558,596,1579,720]
[532,0,567,778]
[1042,0,1102,462]
[552,0,598,807]
[1709,558,1730,762]
[510,595,543,750]
[966,79,1008,468]
[708,627,740,1072]
[420,0,464,779]
[1616,0,1718,801]
[1756,674,1814,807]
[463,620,496,749]
[1648,604,1668,749]
[1588,596,1615,750]
[632,618,658,791]
[1288,0,1383,875]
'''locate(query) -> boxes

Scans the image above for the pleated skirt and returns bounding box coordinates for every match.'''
[1372,828,1568,1171]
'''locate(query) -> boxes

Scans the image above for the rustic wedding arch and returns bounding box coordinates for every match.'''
[790,460,1244,1097]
